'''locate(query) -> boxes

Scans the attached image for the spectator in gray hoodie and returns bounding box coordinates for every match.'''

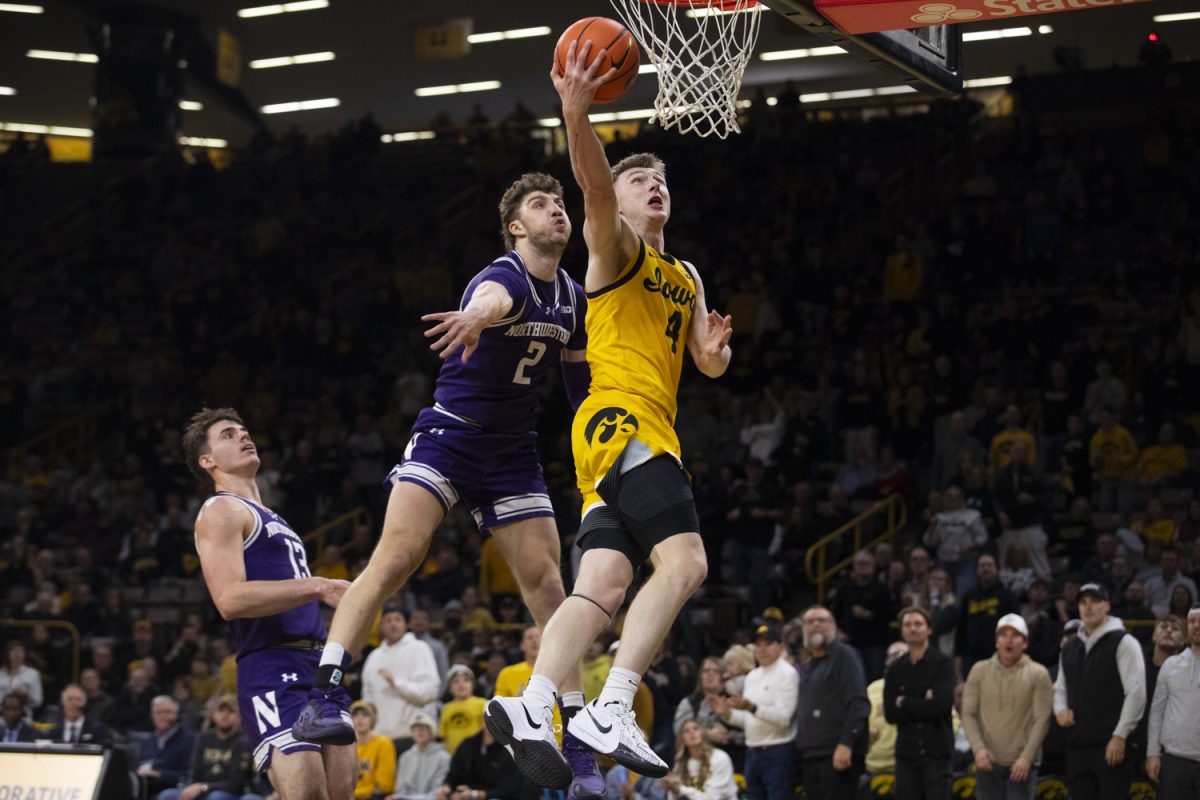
[389,713,450,800]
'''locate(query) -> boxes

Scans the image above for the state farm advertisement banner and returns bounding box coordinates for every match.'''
[813,0,1155,34]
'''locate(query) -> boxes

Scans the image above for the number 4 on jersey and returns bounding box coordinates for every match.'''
[665,311,682,353]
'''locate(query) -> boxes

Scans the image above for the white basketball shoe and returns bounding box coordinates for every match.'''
[566,698,668,778]
[484,695,571,789]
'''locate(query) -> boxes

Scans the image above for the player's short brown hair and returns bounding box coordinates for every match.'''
[498,172,564,250]
[182,407,245,489]
[611,152,666,183]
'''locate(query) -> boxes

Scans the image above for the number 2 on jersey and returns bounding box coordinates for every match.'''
[665,311,683,353]
[512,341,547,385]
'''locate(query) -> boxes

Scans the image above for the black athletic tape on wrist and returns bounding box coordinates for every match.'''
[569,592,613,619]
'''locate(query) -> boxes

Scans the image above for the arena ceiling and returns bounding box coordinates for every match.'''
[0,0,1197,145]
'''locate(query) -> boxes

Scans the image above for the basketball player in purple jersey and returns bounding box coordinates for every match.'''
[184,408,356,800]
[293,173,603,797]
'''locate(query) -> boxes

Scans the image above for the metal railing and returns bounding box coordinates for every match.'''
[0,619,82,682]
[302,506,373,555]
[6,409,98,471]
[805,494,908,603]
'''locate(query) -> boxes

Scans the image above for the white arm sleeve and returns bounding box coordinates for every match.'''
[1146,662,1169,757]
[1113,635,1146,739]
[1052,657,1068,715]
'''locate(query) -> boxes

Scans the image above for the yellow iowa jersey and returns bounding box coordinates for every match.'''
[586,239,696,422]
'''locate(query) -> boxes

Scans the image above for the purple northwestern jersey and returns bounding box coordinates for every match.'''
[433,251,586,434]
[205,492,327,657]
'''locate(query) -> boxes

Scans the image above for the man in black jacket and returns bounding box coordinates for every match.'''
[884,608,955,800]
[956,553,1018,679]
[831,550,893,681]
[1022,578,1063,671]
[1053,583,1146,800]
[156,696,255,800]
[796,605,870,800]
[436,727,538,800]
[136,696,196,797]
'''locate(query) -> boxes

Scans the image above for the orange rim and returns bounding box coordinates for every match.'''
[637,0,756,9]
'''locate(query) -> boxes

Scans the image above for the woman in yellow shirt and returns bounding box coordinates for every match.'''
[439,665,486,755]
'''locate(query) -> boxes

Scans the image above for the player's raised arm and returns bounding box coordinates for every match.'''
[683,263,732,378]
[196,496,349,620]
[421,280,515,364]
[551,41,638,278]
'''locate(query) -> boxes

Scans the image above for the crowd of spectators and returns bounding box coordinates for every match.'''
[2,64,1200,800]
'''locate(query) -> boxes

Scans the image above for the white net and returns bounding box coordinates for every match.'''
[608,0,763,138]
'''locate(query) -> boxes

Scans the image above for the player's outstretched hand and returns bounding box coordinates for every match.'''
[422,308,489,364]
[701,309,733,355]
[315,577,352,608]
[551,39,618,116]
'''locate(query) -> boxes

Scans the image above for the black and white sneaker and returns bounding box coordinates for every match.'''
[566,698,668,778]
[485,696,571,789]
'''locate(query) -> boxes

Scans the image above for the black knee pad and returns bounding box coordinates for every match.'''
[583,455,699,569]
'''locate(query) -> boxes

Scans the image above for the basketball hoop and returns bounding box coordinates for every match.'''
[608,0,763,138]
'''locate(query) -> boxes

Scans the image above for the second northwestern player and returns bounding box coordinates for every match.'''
[293,173,603,797]
[186,407,356,800]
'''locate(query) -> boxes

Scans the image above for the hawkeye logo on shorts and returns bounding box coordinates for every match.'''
[584,406,639,446]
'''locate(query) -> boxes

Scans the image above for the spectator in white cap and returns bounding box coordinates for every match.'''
[1053,582,1146,800]
[390,712,451,800]
[961,613,1054,800]
[1145,604,1200,799]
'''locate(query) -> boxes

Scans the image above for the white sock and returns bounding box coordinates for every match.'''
[319,643,346,668]
[560,691,585,710]
[524,674,558,718]
[598,667,640,708]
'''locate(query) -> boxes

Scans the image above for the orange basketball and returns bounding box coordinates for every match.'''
[554,17,640,104]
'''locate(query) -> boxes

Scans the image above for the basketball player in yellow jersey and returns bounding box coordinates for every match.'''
[485,38,732,787]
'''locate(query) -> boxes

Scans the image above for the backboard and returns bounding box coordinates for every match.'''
[760,0,964,95]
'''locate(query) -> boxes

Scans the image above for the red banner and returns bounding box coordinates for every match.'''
[813,0,1155,34]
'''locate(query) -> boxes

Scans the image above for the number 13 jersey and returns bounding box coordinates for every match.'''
[203,492,327,657]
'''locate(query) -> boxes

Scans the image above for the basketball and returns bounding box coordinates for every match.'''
[554,17,640,104]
